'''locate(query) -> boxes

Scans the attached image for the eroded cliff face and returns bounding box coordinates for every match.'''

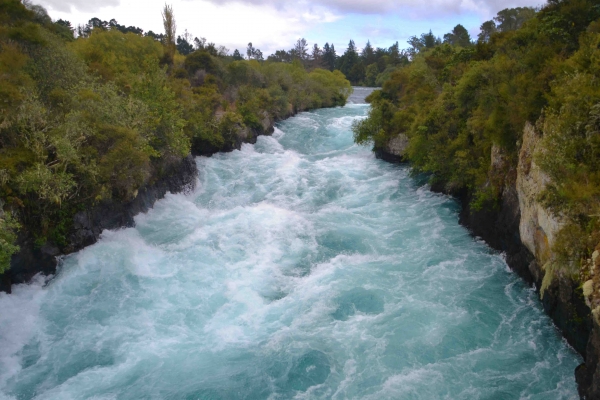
[516,124,564,270]
[509,123,597,399]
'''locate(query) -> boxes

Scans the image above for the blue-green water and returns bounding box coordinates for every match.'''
[0,101,581,399]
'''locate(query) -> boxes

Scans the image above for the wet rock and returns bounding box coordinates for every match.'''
[576,317,600,399]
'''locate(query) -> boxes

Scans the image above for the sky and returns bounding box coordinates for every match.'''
[37,0,544,55]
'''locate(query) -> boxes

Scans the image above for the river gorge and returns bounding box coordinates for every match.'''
[0,90,582,399]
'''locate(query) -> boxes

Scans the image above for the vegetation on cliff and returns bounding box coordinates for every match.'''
[0,0,352,274]
[353,0,600,289]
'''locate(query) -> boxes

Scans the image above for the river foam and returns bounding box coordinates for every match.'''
[0,104,581,399]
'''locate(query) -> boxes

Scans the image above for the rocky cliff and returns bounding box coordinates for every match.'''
[377,123,600,399]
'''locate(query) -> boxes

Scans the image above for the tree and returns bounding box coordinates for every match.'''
[293,38,308,61]
[323,43,337,71]
[267,49,291,63]
[443,24,472,47]
[108,19,143,35]
[478,20,497,43]
[184,50,218,75]
[176,35,194,55]
[232,49,244,60]
[361,40,375,65]
[407,30,440,57]
[338,40,361,83]
[55,19,72,30]
[311,43,323,69]
[364,63,379,87]
[54,19,74,40]
[162,4,176,61]
[494,7,536,32]
[246,42,263,60]
[421,30,439,48]
[194,37,206,50]
[77,17,107,37]
[146,30,164,41]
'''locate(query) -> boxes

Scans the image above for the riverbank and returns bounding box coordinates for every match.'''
[0,97,354,294]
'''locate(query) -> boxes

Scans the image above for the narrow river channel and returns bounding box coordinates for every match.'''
[0,89,581,399]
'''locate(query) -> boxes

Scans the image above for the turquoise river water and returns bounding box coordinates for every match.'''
[0,91,582,399]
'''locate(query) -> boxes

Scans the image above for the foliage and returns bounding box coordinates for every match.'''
[0,209,19,274]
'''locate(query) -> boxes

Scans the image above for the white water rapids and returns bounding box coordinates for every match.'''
[0,89,581,399]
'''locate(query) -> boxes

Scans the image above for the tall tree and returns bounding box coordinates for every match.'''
[246,42,263,60]
[162,4,176,61]
[323,43,337,71]
[293,38,308,61]
[478,20,497,43]
[361,40,375,65]
[311,43,323,69]
[443,24,472,47]
[421,30,439,48]
[338,40,361,83]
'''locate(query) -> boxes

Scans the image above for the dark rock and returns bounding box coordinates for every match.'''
[577,318,600,399]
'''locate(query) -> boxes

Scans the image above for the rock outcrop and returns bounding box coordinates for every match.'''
[375,133,409,163]
[516,124,564,266]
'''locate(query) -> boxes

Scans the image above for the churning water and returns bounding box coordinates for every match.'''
[0,96,581,399]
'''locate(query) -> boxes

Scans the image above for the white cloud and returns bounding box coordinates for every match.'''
[35,0,331,53]
[36,0,544,55]
[38,0,120,13]
[189,0,544,18]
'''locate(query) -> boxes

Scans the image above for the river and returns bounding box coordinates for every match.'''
[0,89,581,399]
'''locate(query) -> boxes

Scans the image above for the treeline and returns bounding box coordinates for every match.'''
[353,0,600,284]
[0,0,351,273]
[259,7,540,87]
[265,38,408,87]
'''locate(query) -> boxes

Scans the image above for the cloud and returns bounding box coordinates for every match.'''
[38,0,121,13]
[188,0,543,18]
[36,0,544,57]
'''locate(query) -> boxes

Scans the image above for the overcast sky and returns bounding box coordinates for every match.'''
[37,0,544,55]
